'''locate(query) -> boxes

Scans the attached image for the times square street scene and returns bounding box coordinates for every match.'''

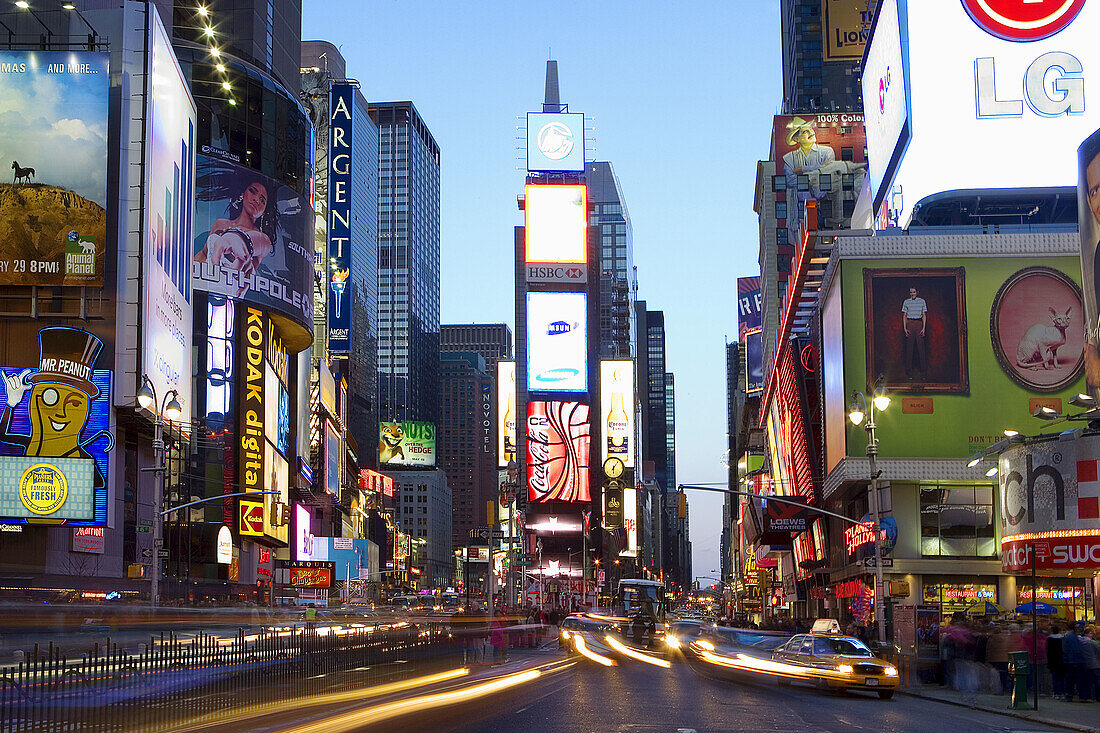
[2,0,1100,731]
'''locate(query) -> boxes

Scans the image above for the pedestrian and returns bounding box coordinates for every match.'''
[987,627,1011,695]
[1048,625,1066,700]
[1063,624,1091,702]
[490,614,509,664]
[1083,626,1100,701]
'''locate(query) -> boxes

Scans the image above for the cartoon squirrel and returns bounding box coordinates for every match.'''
[379,423,405,463]
[1016,306,1071,371]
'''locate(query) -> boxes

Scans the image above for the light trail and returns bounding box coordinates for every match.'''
[572,635,617,666]
[604,635,671,668]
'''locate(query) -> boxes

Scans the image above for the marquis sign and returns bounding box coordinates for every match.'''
[961,0,1086,42]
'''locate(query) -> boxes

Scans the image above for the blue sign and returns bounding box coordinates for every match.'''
[327,84,355,352]
[527,112,585,173]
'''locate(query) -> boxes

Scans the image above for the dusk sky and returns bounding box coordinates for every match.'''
[303,0,784,585]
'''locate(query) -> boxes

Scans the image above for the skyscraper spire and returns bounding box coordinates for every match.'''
[543,59,561,112]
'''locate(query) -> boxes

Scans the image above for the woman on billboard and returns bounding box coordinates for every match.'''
[195,180,276,295]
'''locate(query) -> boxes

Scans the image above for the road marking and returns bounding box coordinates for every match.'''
[677,729,697,733]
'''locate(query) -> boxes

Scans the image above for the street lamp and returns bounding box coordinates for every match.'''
[847,380,890,645]
[137,376,182,607]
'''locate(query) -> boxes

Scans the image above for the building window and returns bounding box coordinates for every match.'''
[841,146,854,162]
[775,201,787,220]
[776,228,788,246]
[772,175,786,192]
[920,485,996,557]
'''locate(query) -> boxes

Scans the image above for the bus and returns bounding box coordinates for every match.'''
[618,579,667,623]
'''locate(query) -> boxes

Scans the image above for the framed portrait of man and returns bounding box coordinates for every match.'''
[1077,128,1100,396]
[864,268,969,394]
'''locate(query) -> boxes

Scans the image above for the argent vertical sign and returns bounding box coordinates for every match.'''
[327,84,355,353]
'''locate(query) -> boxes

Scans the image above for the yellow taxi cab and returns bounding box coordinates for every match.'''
[770,620,899,699]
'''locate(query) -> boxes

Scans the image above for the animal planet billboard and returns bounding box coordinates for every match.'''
[0,50,109,286]
[999,434,1100,572]
[193,155,314,345]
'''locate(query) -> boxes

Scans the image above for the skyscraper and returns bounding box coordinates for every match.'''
[588,162,636,359]
[440,324,514,372]
[370,102,441,426]
[779,0,874,113]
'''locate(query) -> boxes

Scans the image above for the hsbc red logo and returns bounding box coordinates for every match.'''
[525,264,587,283]
[962,0,1086,42]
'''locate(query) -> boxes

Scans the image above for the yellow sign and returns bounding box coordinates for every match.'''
[239,499,265,537]
[19,463,68,515]
[823,0,876,61]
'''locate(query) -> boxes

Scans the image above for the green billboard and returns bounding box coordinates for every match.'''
[379,421,437,467]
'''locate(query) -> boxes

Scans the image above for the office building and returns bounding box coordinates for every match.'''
[588,162,636,359]
[390,469,452,589]
[370,102,442,427]
[440,352,496,549]
[779,0,873,113]
[440,324,514,372]
[301,42,380,458]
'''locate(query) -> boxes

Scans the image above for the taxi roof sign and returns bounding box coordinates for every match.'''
[811,618,841,634]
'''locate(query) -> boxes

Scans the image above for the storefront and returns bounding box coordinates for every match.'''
[1014,580,1091,622]
[921,580,999,620]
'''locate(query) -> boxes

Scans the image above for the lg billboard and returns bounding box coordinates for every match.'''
[863,0,1098,224]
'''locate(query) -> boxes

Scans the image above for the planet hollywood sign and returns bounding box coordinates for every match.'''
[998,434,1100,572]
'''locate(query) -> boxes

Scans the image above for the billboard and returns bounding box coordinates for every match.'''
[745,329,764,394]
[861,0,910,214]
[193,154,314,340]
[527,292,588,393]
[238,307,266,506]
[737,276,762,340]
[0,50,109,286]
[622,485,638,557]
[294,503,313,561]
[327,83,355,352]
[1080,128,1100,399]
[824,0,876,61]
[498,360,517,467]
[865,0,1099,225]
[324,420,340,495]
[0,327,111,524]
[144,14,194,426]
[379,421,436,467]
[526,112,585,173]
[526,401,591,503]
[524,184,588,264]
[999,434,1100,572]
[600,360,635,468]
[773,113,867,242]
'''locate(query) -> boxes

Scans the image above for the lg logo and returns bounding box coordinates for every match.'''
[878,66,892,115]
[962,0,1086,42]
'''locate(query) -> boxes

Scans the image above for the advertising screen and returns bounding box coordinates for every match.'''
[737,276,762,340]
[193,154,314,340]
[1080,128,1100,399]
[498,360,516,467]
[524,184,588,264]
[144,13,194,427]
[526,112,585,173]
[861,0,910,213]
[0,50,109,286]
[0,328,111,524]
[324,420,340,495]
[600,360,635,468]
[526,401,591,503]
[238,306,265,503]
[824,0,876,61]
[869,0,1099,225]
[379,421,436,467]
[294,503,313,561]
[773,113,867,242]
[263,442,288,543]
[745,329,764,394]
[527,292,588,393]
[621,485,638,558]
[327,83,355,352]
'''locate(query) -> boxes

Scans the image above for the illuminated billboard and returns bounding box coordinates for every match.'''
[497,360,517,467]
[527,401,591,503]
[600,361,635,468]
[823,0,875,61]
[294,503,313,561]
[526,112,585,173]
[865,0,1099,225]
[193,154,314,344]
[745,329,764,394]
[621,485,638,557]
[325,420,340,495]
[327,83,356,353]
[0,327,111,524]
[0,50,109,287]
[238,306,266,502]
[737,277,762,341]
[527,292,588,393]
[861,0,910,213]
[379,421,436,467]
[143,12,194,427]
[524,185,588,264]
[1080,128,1100,400]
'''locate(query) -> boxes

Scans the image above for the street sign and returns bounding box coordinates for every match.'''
[136,526,150,533]
[141,548,152,558]
[862,557,893,568]
[516,560,534,568]
[239,500,264,536]
[157,549,169,558]
[468,527,506,540]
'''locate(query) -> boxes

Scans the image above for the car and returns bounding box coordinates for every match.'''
[770,627,899,699]
[558,614,621,652]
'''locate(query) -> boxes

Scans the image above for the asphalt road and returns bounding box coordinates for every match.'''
[403,649,1063,733]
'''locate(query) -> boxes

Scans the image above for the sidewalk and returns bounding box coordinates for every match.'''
[901,685,1100,732]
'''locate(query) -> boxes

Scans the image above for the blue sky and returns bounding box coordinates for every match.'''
[303,0,783,587]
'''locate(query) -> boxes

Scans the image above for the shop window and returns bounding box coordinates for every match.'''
[920,486,996,557]
[922,582,998,620]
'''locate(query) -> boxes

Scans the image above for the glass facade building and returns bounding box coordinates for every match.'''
[779,0,867,113]
[370,102,441,426]
[440,352,496,550]
[588,162,636,359]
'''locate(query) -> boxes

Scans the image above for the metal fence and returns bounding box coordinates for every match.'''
[0,622,461,732]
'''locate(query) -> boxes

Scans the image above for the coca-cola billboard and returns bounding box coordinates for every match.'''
[526,401,591,503]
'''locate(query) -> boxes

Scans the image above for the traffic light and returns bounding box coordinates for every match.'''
[678,492,687,519]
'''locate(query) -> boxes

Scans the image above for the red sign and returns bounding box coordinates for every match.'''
[239,501,264,536]
[844,521,878,555]
[836,578,867,599]
[72,526,105,554]
[1002,535,1100,572]
[526,401,590,503]
[962,0,1085,42]
[289,567,331,587]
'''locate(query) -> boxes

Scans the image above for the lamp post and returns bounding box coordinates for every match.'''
[847,381,891,645]
[136,377,182,607]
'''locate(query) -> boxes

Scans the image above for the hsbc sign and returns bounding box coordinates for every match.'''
[526,264,587,284]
